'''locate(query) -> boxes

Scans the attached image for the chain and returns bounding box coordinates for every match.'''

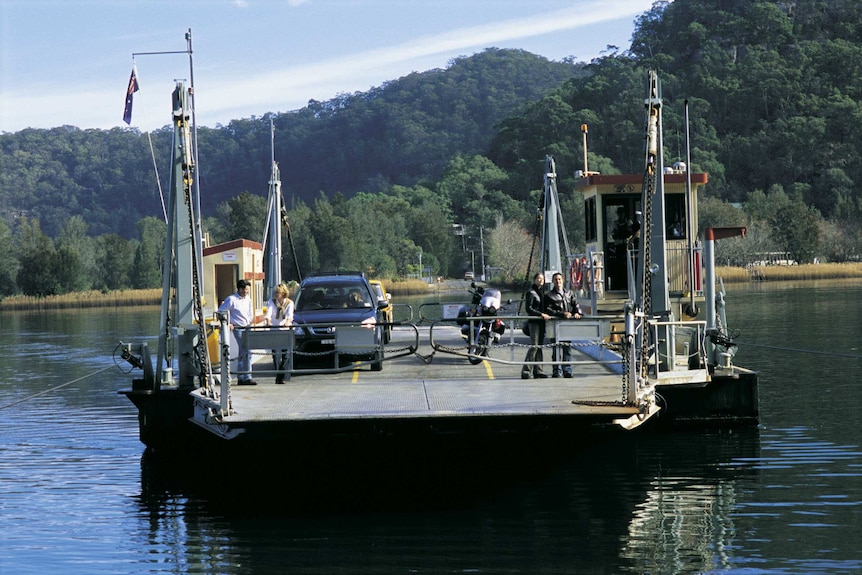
[638,79,660,387]
[177,96,212,391]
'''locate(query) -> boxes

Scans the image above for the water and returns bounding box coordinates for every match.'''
[1,281,861,574]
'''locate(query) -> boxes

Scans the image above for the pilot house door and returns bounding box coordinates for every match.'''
[603,195,640,292]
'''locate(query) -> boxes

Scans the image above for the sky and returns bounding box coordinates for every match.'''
[0,0,656,134]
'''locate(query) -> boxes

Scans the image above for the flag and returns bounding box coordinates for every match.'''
[122,65,139,125]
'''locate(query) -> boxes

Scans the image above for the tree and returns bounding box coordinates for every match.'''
[488,219,532,283]
[131,216,166,289]
[55,215,93,292]
[0,219,19,295]
[96,234,135,291]
[770,201,821,264]
[54,244,85,294]
[14,217,59,296]
[224,191,268,243]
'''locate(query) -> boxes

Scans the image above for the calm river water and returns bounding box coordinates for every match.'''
[1,280,861,574]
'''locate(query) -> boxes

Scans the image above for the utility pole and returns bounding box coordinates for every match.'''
[479,226,486,281]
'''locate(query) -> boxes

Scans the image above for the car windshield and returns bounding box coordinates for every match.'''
[297,281,372,311]
[370,284,384,300]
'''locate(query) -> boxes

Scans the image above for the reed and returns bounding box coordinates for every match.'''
[717,262,862,283]
[3,263,861,310]
[383,278,432,296]
[0,289,162,311]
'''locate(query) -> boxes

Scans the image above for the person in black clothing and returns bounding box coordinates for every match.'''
[521,272,550,379]
[543,272,582,378]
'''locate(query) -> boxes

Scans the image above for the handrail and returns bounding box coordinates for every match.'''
[428,313,623,369]
[215,318,419,382]
[645,318,708,377]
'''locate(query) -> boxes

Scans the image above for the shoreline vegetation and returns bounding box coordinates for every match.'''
[2,263,861,311]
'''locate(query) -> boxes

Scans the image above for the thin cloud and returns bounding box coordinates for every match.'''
[203,0,649,121]
[0,0,650,131]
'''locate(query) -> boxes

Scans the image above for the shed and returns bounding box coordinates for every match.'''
[202,239,264,316]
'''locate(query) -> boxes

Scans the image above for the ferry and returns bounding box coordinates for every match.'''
[119,71,758,457]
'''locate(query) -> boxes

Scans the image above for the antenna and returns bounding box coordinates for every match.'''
[581,124,589,173]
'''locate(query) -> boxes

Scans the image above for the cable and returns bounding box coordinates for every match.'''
[0,365,115,410]
[739,341,862,360]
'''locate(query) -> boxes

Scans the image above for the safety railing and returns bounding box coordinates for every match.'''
[643,318,709,384]
[215,315,419,385]
[428,313,624,372]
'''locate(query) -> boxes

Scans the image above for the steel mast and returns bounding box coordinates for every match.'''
[262,119,283,299]
[540,155,571,280]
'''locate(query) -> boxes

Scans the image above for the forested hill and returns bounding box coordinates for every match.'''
[0,48,585,238]
[3,0,862,273]
[487,0,862,225]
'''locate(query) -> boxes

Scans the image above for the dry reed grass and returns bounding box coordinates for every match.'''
[2,263,861,310]
[0,289,162,311]
[718,262,862,283]
[383,278,433,296]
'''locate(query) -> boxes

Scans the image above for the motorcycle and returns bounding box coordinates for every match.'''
[456,282,507,365]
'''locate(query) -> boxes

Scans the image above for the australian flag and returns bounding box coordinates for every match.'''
[122,65,139,125]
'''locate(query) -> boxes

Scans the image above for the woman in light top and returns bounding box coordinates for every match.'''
[265,283,294,384]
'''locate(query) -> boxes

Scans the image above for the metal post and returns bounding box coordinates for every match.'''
[218,312,231,414]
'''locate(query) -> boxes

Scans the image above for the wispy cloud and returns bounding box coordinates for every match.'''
[203,0,649,120]
[0,0,650,131]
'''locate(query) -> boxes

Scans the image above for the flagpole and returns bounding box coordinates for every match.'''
[131,29,204,285]
[185,29,205,281]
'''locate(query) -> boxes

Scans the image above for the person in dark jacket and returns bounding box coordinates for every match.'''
[543,272,582,378]
[521,272,550,379]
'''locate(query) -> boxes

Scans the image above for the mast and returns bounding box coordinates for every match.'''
[683,100,699,317]
[540,155,571,280]
[640,71,670,318]
[155,82,211,390]
[263,118,283,298]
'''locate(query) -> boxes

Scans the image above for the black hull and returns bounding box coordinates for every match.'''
[120,370,759,456]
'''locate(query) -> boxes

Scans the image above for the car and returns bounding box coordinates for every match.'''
[368,279,393,343]
[292,272,384,371]
[464,271,474,280]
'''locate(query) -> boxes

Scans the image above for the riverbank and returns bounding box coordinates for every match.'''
[2,263,860,310]
[716,262,862,283]
[0,289,163,311]
[0,279,446,311]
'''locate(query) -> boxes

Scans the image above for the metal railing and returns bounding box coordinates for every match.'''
[215,315,418,384]
[428,313,624,371]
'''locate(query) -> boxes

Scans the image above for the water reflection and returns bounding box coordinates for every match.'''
[3,283,862,574]
[134,429,763,574]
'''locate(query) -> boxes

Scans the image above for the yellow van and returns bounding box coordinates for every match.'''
[368,279,393,343]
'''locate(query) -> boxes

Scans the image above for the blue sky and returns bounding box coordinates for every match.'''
[0,0,656,133]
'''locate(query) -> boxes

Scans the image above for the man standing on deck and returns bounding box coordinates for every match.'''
[543,272,582,378]
[218,279,258,385]
[521,272,550,379]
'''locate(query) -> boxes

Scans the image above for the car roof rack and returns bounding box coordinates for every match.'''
[306,271,366,278]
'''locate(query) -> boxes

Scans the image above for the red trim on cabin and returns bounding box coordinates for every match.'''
[575,173,708,190]
[704,227,746,241]
[203,238,263,257]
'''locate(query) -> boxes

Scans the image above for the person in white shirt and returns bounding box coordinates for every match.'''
[218,279,258,385]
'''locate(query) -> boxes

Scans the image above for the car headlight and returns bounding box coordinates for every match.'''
[361,315,377,327]
[294,326,306,336]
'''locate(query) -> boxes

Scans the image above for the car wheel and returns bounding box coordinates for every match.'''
[370,351,383,371]
[468,344,483,365]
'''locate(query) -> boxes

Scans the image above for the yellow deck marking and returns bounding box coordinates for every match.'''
[483,359,494,380]
[352,364,360,383]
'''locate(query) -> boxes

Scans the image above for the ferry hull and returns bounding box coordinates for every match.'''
[120,370,759,455]
[653,368,759,428]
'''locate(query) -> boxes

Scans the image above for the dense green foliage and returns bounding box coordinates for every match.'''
[2,0,862,296]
